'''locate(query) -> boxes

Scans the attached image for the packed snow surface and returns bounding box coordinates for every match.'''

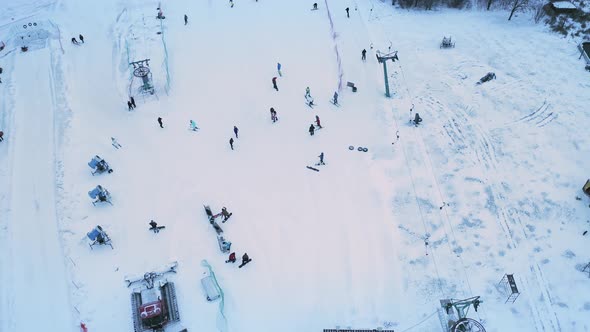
[1,0,589,331]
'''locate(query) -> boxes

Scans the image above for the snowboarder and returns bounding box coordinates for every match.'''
[71,37,79,45]
[0,131,4,142]
[226,252,236,263]
[130,96,136,108]
[361,49,366,61]
[277,62,282,76]
[413,113,422,126]
[313,2,318,10]
[346,7,350,18]
[221,207,232,222]
[127,101,133,111]
[158,117,164,128]
[333,91,339,104]
[229,137,234,150]
[272,77,278,91]
[318,152,325,165]
[233,126,239,138]
[315,115,322,129]
[79,34,84,43]
[309,124,315,136]
[270,107,277,122]
[305,86,311,97]
[149,220,161,233]
[111,137,122,149]
[189,120,199,131]
[184,14,188,25]
[240,253,251,267]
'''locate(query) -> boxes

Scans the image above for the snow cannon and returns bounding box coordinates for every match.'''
[87,225,113,249]
[88,155,113,175]
[88,185,112,206]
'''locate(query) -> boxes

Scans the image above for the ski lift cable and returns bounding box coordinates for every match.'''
[399,310,439,332]
[397,57,483,319]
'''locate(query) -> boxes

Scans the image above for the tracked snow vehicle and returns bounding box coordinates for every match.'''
[126,262,180,332]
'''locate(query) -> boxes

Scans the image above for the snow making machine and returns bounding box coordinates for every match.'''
[88,155,113,175]
[88,185,112,206]
[126,262,181,332]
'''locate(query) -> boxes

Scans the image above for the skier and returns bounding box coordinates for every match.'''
[225,252,236,263]
[313,2,318,10]
[315,115,322,129]
[272,77,278,91]
[309,124,315,136]
[71,37,79,45]
[130,96,136,108]
[277,62,282,76]
[184,14,188,25]
[158,117,164,128]
[305,86,311,97]
[221,207,232,222]
[333,91,339,104]
[149,220,161,233]
[127,101,133,111]
[318,152,325,165]
[361,49,366,61]
[229,137,234,150]
[305,94,314,107]
[270,107,277,122]
[346,7,350,18]
[230,0,234,7]
[111,137,122,149]
[0,131,4,142]
[189,120,199,131]
[79,34,84,43]
[233,126,239,138]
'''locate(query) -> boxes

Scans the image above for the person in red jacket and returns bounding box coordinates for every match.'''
[315,115,322,129]
[225,252,236,263]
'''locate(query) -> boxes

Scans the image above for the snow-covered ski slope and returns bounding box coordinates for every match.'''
[1,0,589,331]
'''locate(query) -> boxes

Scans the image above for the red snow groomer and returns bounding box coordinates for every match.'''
[125,262,181,332]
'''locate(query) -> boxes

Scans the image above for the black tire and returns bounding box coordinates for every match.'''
[363,148,368,152]
[349,146,354,150]
[357,147,363,151]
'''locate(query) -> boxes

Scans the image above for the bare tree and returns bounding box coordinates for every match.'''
[508,0,529,20]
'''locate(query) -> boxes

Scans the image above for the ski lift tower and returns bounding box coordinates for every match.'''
[439,296,486,332]
[376,49,398,98]
[130,59,154,95]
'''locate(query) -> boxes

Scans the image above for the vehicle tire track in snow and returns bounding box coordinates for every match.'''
[440,101,562,331]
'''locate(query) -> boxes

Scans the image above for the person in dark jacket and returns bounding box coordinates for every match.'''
[184,14,188,25]
[309,124,315,136]
[270,107,277,122]
[229,137,234,150]
[272,77,278,91]
[362,49,366,61]
[233,126,239,138]
[242,253,250,264]
[79,34,84,43]
[346,7,350,17]
[71,37,79,45]
[127,101,133,111]
[158,117,164,128]
[318,152,325,165]
[0,131,4,142]
[130,96,136,108]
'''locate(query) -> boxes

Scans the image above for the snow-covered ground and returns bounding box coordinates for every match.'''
[1,0,590,331]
